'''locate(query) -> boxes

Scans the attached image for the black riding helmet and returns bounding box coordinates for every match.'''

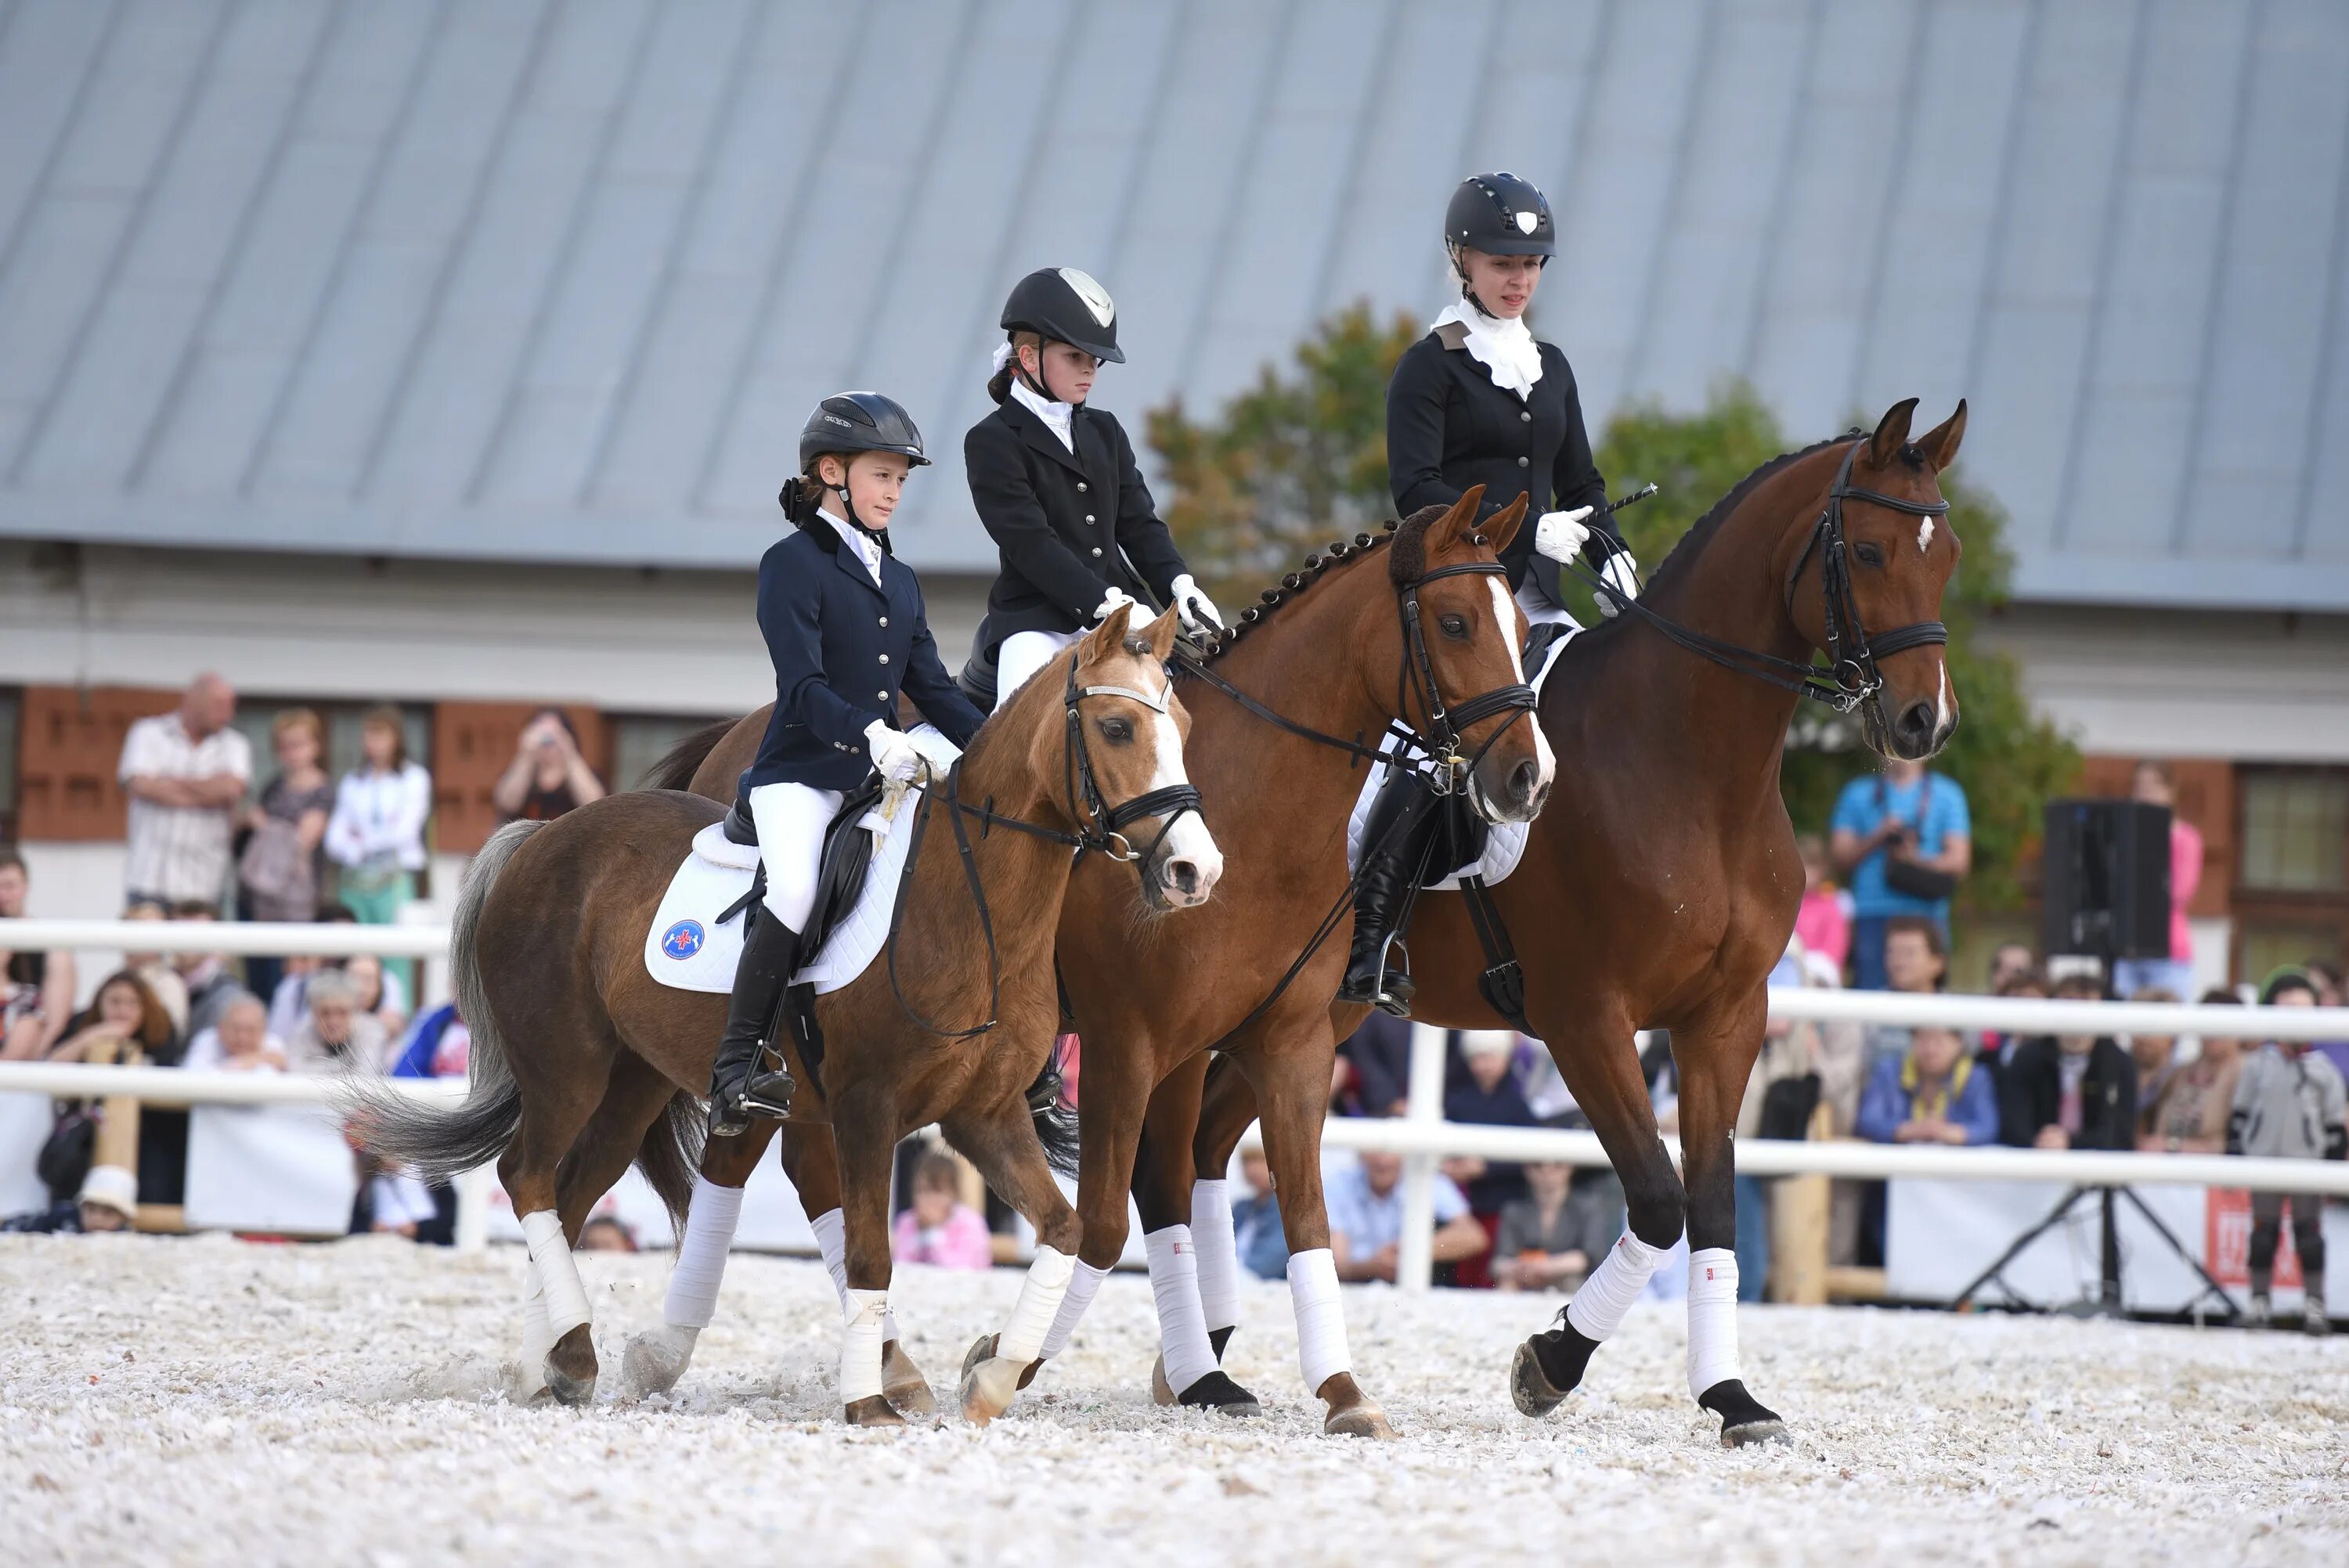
[782,391,927,528]
[1001,266,1124,366]
[1445,171,1556,261]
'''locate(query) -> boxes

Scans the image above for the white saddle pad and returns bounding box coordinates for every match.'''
[643,805,919,997]
[1345,625,1575,892]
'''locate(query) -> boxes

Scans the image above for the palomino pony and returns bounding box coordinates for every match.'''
[1157,399,1970,1445]
[630,491,1553,1436]
[360,607,1218,1426]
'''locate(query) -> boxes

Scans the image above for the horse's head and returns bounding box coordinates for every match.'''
[1063,604,1222,910]
[1383,488,1553,824]
[1784,399,1968,762]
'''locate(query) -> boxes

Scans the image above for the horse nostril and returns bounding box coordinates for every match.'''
[1167,860,1200,897]
[1899,701,1935,745]
[1511,758,1541,806]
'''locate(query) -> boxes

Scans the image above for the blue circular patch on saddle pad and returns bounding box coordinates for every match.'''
[660,919,705,961]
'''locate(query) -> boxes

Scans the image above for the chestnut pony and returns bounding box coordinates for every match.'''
[1159,400,1971,1445]
[359,606,1215,1426]
[630,491,1550,1436]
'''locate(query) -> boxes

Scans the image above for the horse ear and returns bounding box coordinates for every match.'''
[1080,601,1135,665]
[1916,399,1967,473]
[1431,485,1486,550]
[1144,605,1180,661]
[1481,493,1528,557]
[1868,398,1919,468]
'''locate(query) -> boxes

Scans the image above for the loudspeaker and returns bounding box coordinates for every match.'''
[2042,799,2172,961]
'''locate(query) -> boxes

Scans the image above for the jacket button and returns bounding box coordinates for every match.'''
[1520,410,1532,423]
[878,653,889,664]
[1091,547,1102,557]
[1084,514,1095,524]
[879,616,889,628]
[1077,481,1088,492]
[1517,455,1530,467]
[877,690,889,701]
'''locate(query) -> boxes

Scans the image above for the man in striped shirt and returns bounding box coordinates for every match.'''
[117,675,251,907]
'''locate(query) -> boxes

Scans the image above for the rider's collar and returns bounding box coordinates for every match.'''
[1005,369,1079,453]
[1434,297,1542,399]
[819,505,886,579]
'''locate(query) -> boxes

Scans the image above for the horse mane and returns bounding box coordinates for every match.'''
[1644,432,1853,593]
[1190,505,1445,664]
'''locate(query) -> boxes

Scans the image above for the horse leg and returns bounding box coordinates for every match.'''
[1235,1023,1394,1439]
[618,1121,774,1398]
[1509,1004,1686,1421]
[1129,1054,1261,1415]
[950,1101,1083,1426]
[1188,1054,1263,1363]
[828,1083,904,1428]
[1031,1019,1156,1370]
[778,1121,935,1415]
[496,1065,612,1408]
[1669,991,1786,1447]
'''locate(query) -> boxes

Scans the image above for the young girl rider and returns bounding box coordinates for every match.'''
[1340,172,1639,1015]
[965,267,1225,704]
[705,392,988,1139]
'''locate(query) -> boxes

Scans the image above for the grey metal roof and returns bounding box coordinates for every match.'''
[2,0,2345,611]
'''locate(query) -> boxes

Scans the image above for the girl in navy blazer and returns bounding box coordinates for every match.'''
[965,267,1225,705]
[706,392,987,1137]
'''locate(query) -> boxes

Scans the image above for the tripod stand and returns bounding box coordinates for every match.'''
[1954,1184,2239,1321]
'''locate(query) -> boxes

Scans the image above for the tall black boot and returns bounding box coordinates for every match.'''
[706,909,803,1140]
[1336,770,1444,1015]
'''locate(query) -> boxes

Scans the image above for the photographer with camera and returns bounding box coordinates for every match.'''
[491,707,607,824]
[1829,756,1972,990]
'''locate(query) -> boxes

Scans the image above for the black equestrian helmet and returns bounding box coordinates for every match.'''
[1000,267,1125,364]
[798,391,930,474]
[1445,172,1556,259]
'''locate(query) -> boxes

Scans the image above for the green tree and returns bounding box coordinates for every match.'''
[1146,312,2077,914]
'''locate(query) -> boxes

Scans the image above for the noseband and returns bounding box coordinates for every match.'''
[1396,560,1539,794]
[1061,658,1206,865]
[1584,436,1950,716]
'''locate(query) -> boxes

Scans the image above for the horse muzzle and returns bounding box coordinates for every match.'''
[1468,749,1550,827]
[1143,816,1223,910]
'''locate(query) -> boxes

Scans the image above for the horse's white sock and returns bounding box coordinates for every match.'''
[1037,1259,1111,1359]
[521,1210,591,1338]
[517,1260,554,1397]
[1686,1247,1744,1400]
[996,1245,1077,1363]
[1191,1179,1241,1337]
[839,1288,889,1405]
[1564,1230,1669,1343]
[663,1176,745,1330]
[1286,1247,1351,1396]
[813,1206,900,1342]
[1146,1224,1218,1394]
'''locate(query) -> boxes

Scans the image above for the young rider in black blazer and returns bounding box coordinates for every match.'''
[965,267,1224,705]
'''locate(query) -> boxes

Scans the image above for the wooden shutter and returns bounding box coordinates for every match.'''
[15,685,181,841]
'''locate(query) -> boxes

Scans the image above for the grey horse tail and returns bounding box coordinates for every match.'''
[346,820,542,1184]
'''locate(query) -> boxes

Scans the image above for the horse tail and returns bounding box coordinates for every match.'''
[640,717,736,793]
[1033,1036,1081,1178]
[632,1090,706,1235]
[348,820,542,1183]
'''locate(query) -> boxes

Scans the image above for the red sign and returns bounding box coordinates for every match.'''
[2206,1189,2304,1289]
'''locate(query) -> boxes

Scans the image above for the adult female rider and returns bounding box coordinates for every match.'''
[1338,172,1641,1015]
[705,392,987,1138]
[965,267,1225,705]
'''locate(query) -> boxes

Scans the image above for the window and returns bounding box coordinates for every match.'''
[610,714,732,796]
[2232,766,2349,982]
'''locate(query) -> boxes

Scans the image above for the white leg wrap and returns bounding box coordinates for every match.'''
[1565,1229,1669,1343]
[1146,1225,1218,1395]
[663,1176,745,1330]
[814,1206,899,1341]
[1037,1260,1111,1360]
[1687,1247,1745,1400]
[521,1209,591,1339]
[1191,1180,1241,1335]
[840,1288,889,1405]
[995,1245,1077,1364]
[516,1261,554,1399]
[1286,1247,1351,1397]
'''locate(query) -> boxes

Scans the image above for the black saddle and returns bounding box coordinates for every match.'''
[956,615,1001,712]
[719,779,884,965]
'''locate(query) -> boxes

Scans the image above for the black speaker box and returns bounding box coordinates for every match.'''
[2042,799,2173,961]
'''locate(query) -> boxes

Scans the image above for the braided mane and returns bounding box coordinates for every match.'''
[1190,503,1452,664]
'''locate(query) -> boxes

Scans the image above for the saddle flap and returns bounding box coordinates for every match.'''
[802,780,885,962]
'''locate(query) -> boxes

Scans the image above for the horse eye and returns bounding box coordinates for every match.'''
[1855,542,1885,568]
[1439,613,1469,639]
[1098,718,1133,744]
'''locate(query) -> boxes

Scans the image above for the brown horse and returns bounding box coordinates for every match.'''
[1155,400,1970,1445]
[359,606,1216,1426]
[623,490,1552,1436]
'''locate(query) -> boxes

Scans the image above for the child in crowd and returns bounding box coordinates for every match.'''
[2000,972,2138,1150]
[579,1214,637,1253]
[890,1149,994,1271]
[2140,989,2243,1154]
[1793,834,1851,974]
[2230,970,2346,1334]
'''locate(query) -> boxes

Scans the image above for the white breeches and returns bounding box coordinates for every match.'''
[747,780,843,931]
[996,629,1081,708]
[1514,576,1584,633]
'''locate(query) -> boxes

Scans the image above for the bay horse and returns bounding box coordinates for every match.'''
[358,606,1218,1426]
[626,490,1552,1436]
[1153,399,1970,1445]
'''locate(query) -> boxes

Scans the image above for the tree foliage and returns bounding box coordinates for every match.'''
[1145,309,2077,913]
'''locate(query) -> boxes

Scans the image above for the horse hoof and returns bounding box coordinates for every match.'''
[962,1334,998,1380]
[1722,1418,1789,1449]
[959,1351,1026,1427]
[1174,1368,1261,1417]
[1323,1400,1396,1440]
[544,1325,598,1408]
[1510,1340,1568,1418]
[1699,1379,1788,1448]
[1151,1354,1176,1406]
[844,1395,905,1428]
[619,1325,697,1399]
[882,1339,936,1416]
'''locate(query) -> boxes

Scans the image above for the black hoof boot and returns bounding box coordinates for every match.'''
[1698,1379,1788,1447]
[1207,1325,1235,1363]
[1177,1368,1262,1417]
[1511,1316,1600,1418]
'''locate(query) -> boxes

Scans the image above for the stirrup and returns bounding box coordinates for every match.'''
[739,1064,796,1121]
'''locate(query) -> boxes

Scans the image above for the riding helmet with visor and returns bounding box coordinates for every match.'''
[782,391,928,525]
[1000,267,1125,366]
[1445,171,1557,297]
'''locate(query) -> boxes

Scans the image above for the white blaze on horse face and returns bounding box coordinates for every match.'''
[1934,657,1953,739]
[1488,577,1557,791]
[1140,675,1221,904]
[1918,517,1935,555]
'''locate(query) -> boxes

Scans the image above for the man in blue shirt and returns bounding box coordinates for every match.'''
[1829,757,1972,990]
[1326,1150,1490,1283]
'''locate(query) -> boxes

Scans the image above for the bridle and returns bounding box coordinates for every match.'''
[884,654,1203,1040]
[1582,437,1949,717]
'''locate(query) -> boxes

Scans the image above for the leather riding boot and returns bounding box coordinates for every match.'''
[706,910,803,1140]
[1336,770,1444,1016]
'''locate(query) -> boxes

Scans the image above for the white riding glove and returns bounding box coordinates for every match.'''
[904,722,964,777]
[864,719,926,784]
[1090,586,1136,625]
[1533,506,1594,565]
[1596,549,1642,619]
[1168,573,1225,636]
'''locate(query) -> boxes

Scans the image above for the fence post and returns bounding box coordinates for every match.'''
[1396,1022,1448,1295]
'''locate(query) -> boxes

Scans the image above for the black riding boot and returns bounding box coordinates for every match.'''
[1336,770,1444,1015]
[706,909,803,1140]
